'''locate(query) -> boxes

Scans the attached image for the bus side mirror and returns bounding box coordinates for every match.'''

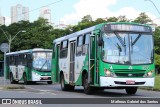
[98,37,104,46]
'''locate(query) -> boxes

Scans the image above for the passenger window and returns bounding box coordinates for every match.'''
[76,35,83,56]
[60,40,68,58]
[78,36,83,46]
[84,34,90,45]
[82,34,90,55]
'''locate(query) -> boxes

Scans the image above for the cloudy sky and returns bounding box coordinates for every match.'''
[0,0,160,25]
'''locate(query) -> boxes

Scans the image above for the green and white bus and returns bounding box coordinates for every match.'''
[51,22,155,95]
[5,48,52,84]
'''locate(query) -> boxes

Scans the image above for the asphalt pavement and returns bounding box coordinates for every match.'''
[0,77,160,107]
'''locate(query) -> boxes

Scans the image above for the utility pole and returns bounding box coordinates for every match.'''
[0,28,26,52]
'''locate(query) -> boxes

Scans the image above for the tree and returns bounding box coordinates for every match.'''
[95,18,106,24]
[77,15,96,31]
[133,12,152,24]
[155,54,160,66]
[81,15,93,23]
[117,15,130,22]
[154,26,160,54]
[106,17,118,22]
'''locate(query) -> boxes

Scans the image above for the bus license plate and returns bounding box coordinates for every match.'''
[126,80,135,84]
[42,77,48,80]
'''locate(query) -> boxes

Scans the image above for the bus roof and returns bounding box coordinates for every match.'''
[6,48,52,56]
[53,25,97,44]
[53,22,151,44]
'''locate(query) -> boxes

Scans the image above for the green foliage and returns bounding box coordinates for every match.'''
[106,16,118,22]
[133,12,152,24]
[81,15,93,23]
[117,15,130,22]
[155,54,160,66]
[154,27,160,54]
[0,12,160,64]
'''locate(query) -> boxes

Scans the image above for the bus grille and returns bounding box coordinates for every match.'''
[114,70,145,77]
[115,73,145,77]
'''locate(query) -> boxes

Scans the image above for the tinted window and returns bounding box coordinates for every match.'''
[60,40,68,58]
[76,36,83,56]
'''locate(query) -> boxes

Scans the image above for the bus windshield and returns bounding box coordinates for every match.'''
[33,52,52,71]
[101,32,153,65]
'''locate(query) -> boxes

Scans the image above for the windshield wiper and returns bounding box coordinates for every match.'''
[39,60,48,71]
[131,34,141,46]
[114,32,127,55]
[39,52,48,71]
[114,32,126,47]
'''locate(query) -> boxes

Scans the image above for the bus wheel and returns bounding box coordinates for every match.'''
[67,85,75,91]
[60,74,68,91]
[125,87,138,95]
[10,73,14,84]
[47,81,52,84]
[23,73,28,85]
[83,74,93,94]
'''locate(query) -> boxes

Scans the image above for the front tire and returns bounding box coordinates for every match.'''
[125,87,138,95]
[23,73,29,85]
[10,73,14,84]
[60,74,68,91]
[60,74,75,91]
[10,73,18,84]
[83,74,93,94]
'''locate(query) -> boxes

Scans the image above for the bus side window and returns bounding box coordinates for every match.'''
[27,54,32,68]
[19,54,27,66]
[15,55,18,66]
[76,35,83,56]
[10,56,15,65]
[60,40,68,58]
[82,33,90,55]
[18,54,23,65]
[23,54,27,66]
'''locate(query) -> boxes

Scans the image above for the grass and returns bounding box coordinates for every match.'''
[3,85,25,90]
[153,74,160,91]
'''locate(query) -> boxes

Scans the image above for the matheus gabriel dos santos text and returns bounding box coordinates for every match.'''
[111,99,159,104]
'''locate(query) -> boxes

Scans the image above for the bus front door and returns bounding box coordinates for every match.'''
[69,41,75,83]
[55,45,60,82]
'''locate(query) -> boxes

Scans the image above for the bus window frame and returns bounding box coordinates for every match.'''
[60,40,68,59]
[76,35,83,56]
[82,33,90,55]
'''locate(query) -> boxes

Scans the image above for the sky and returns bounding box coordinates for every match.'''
[0,0,160,26]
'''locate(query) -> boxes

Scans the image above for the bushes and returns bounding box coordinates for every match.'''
[155,54,160,74]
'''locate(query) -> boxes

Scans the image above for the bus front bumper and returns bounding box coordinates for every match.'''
[100,77,154,87]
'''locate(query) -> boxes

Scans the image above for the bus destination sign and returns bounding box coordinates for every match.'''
[104,24,152,33]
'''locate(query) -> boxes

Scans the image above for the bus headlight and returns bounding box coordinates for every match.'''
[104,69,116,77]
[33,72,39,76]
[143,70,154,78]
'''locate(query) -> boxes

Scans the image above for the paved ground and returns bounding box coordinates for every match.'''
[0,77,160,107]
